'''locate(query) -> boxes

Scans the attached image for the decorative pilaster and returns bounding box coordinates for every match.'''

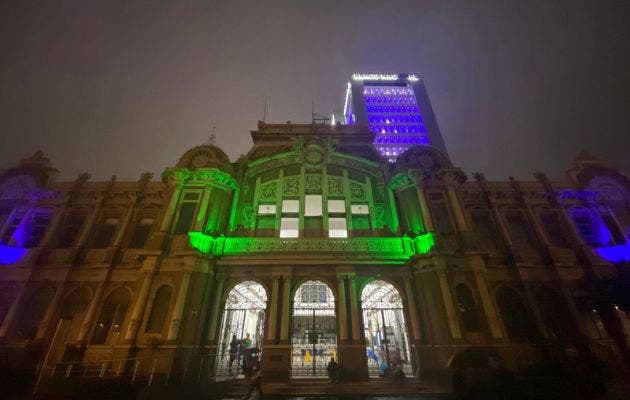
[124,256,159,341]
[347,274,362,340]
[207,274,225,342]
[336,274,349,341]
[403,277,422,341]
[266,277,280,342]
[77,281,106,342]
[279,275,292,341]
[167,272,192,341]
[437,269,462,339]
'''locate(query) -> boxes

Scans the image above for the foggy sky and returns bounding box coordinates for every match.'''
[1,0,628,182]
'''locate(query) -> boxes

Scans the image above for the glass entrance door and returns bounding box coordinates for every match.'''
[291,281,337,377]
[216,281,267,376]
[362,280,412,377]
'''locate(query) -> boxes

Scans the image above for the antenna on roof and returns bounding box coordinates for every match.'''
[263,95,268,122]
[206,126,216,145]
[311,100,330,125]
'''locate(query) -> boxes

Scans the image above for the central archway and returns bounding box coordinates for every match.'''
[291,280,337,377]
[216,281,267,376]
[362,280,412,377]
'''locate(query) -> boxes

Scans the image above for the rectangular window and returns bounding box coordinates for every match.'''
[280,217,299,238]
[58,214,85,248]
[282,200,299,214]
[257,204,276,215]
[25,210,52,247]
[540,211,568,247]
[428,193,455,234]
[1,208,27,245]
[328,200,346,214]
[93,218,119,248]
[304,195,322,216]
[351,204,369,215]
[129,218,153,248]
[328,217,348,238]
[570,209,601,246]
[174,202,197,234]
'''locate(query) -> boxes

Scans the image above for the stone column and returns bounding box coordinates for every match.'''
[444,172,469,232]
[279,276,292,341]
[76,201,103,247]
[159,184,184,232]
[472,268,503,339]
[336,274,349,342]
[77,281,107,342]
[403,278,422,341]
[35,282,66,340]
[124,256,159,341]
[266,277,280,342]
[207,274,225,343]
[347,274,361,340]
[167,272,192,341]
[112,203,136,247]
[437,270,462,339]
[415,184,435,232]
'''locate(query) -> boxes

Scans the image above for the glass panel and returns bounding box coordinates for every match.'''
[92,219,119,248]
[351,204,369,215]
[328,200,346,214]
[280,217,299,238]
[328,218,347,238]
[282,200,300,214]
[129,220,152,248]
[305,195,322,216]
[174,202,197,234]
[257,204,276,215]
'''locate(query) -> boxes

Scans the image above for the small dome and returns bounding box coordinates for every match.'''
[176,145,232,173]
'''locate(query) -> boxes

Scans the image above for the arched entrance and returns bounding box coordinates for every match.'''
[291,280,337,377]
[361,280,412,377]
[216,281,267,376]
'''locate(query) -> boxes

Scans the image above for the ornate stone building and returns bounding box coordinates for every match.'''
[1,121,629,390]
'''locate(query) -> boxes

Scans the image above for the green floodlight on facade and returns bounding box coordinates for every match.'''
[188,231,434,261]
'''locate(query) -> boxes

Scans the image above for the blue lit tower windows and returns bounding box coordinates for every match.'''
[344,73,450,162]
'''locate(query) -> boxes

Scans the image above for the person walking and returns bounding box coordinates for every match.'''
[327,357,340,383]
[228,334,240,375]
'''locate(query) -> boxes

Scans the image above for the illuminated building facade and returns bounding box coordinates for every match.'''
[0,87,629,395]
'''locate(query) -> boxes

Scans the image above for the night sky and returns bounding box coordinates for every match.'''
[1,1,628,181]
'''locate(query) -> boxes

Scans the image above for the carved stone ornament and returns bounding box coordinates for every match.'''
[162,168,238,190]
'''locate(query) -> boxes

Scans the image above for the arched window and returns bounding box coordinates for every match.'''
[145,285,172,333]
[539,210,569,247]
[91,288,131,345]
[455,284,482,332]
[496,286,538,342]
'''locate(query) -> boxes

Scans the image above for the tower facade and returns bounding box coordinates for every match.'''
[344,73,449,161]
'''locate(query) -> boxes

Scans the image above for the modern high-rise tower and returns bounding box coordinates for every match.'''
[343,73,449,161]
